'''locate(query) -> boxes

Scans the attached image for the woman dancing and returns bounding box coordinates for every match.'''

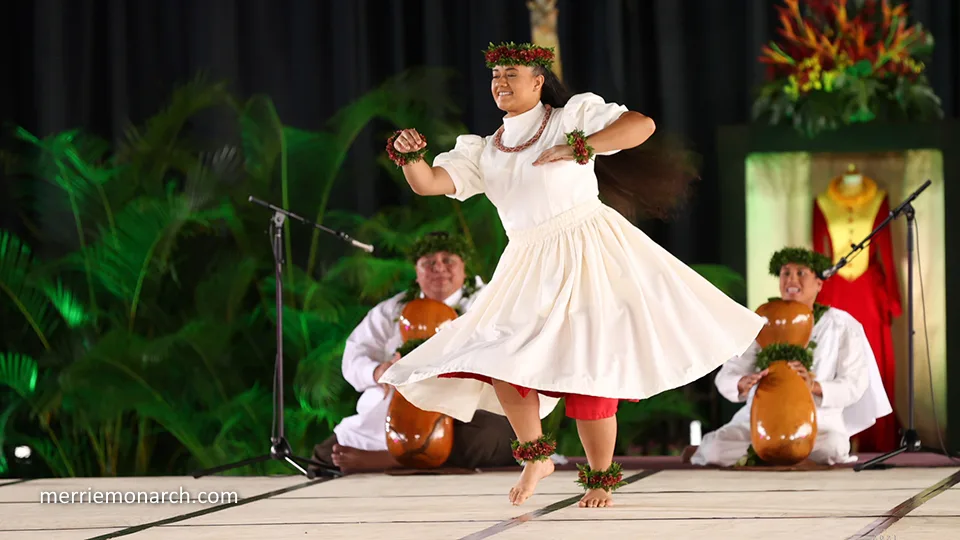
[380,42,764,508]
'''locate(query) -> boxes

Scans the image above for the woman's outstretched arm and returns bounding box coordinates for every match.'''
[586,111,656,154]
[392,128,456,196]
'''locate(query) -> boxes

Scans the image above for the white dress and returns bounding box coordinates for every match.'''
[380,93,766,422]
[690,306,893,466]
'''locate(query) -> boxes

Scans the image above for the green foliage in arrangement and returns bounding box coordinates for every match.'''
[0,70,736,477]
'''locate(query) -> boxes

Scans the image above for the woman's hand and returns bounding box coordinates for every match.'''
[393,129,426,153]
[532,144,575,166]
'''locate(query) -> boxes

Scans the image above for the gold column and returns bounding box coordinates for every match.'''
[527,0,562,80]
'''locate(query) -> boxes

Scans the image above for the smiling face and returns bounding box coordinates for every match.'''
[490,64,544,116]
[778,263,822,307]
[415,251,466,302]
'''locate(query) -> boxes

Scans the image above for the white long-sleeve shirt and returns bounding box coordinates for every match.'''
[333,279,484,450]
[713,306,892,437]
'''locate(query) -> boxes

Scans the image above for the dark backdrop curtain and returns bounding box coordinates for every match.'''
[2,0,958,263]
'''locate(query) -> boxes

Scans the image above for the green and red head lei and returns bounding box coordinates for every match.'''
[484,41,555,69]
[407,231,473,267]
[768,247,832,278]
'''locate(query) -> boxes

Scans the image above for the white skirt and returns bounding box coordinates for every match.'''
[379,198,765,422]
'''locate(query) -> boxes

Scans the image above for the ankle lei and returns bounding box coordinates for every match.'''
[576,462,627,492]
[511,434,627,493]
[511,433,556,464]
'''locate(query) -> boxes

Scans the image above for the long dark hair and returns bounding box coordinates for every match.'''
[534,65,700,222]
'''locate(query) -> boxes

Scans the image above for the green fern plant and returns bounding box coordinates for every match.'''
[0,68,470,478]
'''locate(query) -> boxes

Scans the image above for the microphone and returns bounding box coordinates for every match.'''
[819,259,844,280]
[247,196,374,253]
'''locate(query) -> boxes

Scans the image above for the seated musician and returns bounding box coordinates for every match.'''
[689,247,893,467]
[310,232,517,474]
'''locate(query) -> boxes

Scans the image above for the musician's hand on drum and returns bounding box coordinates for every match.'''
[788,361,817,392]
[737,369,768,397]
[393,129,426,153]
[374,353,402,398]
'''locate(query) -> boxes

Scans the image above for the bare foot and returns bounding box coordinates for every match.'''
[509,459,554,505]
[331,444,399,474]
[579,487,614,508]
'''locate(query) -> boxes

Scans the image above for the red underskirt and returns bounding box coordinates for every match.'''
[439,371,635,421]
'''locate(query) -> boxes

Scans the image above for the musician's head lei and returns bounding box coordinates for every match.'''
[399,231,480,311]
[408,231,473,266]
[768,247,832,279]
[484,41,555,69]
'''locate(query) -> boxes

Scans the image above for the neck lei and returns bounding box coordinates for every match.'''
[493,105,553,154]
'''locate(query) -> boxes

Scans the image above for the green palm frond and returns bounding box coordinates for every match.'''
[74,184,236,327]
[0,231,63,350]
[299,69,466,275]
[40,279,91,328]
[194,255,261,323]
[293,340,350,422]
[0,353,38,397]
[691,264,747,303]
[239,95,285,191]
[322,255,415,302]
[260,263,347,322]
[0,402,21,475]
[114,74,236,203]
[55,331,170,421]
[12,128,119,228]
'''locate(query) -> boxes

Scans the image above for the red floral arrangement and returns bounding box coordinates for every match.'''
[753,0,942,137]
[484,42,555,69]
[385,130,428,167]
[565,129,594,165]
[510,433,556,464]
[575,462,627,492]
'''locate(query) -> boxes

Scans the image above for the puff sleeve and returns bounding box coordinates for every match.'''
[433,134,486,201]
[560,93,630,156]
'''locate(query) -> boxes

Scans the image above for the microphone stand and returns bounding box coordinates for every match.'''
[818,180,931,471]
[192,197,373,480]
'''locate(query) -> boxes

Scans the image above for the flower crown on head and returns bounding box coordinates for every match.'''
[484,41,555,69]
[407,231,473,266]
[768,246,832,278]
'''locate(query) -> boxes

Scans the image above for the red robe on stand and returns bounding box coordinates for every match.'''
[812,177,902,453]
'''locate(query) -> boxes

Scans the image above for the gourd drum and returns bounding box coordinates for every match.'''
[384,298,457,468]
[749,299,819,466]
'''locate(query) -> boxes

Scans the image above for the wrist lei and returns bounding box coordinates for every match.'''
[565,129,594,165]
[575,462,627,492]
[510,433,556,465]
[385,130,428,167]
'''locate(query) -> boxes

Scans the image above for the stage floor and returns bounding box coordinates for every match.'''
[1,454,958,539]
